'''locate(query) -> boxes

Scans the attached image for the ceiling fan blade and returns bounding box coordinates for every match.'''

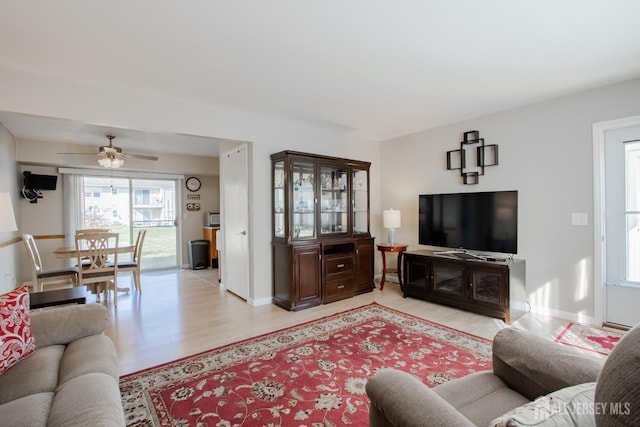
[125,153,159,161]
[56,152,97,155]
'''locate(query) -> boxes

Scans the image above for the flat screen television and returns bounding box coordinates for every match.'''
[419,190,518,254]
[24,172,58,190]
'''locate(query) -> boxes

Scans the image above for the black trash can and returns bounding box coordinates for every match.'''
[188,239,209,270]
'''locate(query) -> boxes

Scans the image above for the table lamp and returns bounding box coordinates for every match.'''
[383,209,401,245]
[0,193,18,232]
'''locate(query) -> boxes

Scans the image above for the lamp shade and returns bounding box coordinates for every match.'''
[0,193,18,232]
[383,209,401,229]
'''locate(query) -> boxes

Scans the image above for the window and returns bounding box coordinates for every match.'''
[626,141,640,282]
[605,135,640,286]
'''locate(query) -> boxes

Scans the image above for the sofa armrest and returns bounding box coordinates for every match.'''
[366,369,475,427]
[30,303,109,348]
[492,327,604,400]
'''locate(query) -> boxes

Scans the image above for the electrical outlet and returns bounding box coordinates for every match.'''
[571,212,588,226]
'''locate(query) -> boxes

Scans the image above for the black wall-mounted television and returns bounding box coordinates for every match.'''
[23,172,58,190]
[419,190,518,254]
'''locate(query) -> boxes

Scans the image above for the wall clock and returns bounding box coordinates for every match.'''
[185,176,201,192]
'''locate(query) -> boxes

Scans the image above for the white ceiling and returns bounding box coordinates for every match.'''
[1,1,640,151]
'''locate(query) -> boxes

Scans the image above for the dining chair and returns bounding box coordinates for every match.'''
[75,229,109,265]
[117,229,147,293]
[22,234,78,292]
[75,228,109,234]
[75,231,121,305]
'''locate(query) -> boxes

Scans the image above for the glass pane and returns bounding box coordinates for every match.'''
[352,169,368,234]
[273,161,285,238]
[626,142,640,282]
[472,271,501,304]
[433,265,464,297]
[626,142,640,211]
[320,166,348,234]
[292,161,315,239]
[627,213,640,282]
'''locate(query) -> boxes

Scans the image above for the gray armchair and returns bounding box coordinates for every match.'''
[367,324,640,426]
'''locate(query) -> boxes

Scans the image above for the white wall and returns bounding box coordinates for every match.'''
[380,78,640,322]
[0,125,20,294]
[0,66,381,304]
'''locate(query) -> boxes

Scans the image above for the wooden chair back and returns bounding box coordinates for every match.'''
[75,232,120,304]
[22,233,77,292]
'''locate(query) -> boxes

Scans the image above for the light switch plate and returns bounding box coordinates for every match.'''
[571,212,588,226]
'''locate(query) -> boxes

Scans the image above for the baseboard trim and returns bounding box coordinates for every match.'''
[248,296,272,307]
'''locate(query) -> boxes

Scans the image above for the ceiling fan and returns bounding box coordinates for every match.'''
[58,135,159,168]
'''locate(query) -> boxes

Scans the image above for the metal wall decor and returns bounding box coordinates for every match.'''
[446,130,499,184]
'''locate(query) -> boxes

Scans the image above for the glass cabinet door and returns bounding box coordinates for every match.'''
[432,262,466,298]
[352,168,369,234]
[273,160,285,238]
[292,161,315,239]
[470,269,505,307]
[320,165,348,235]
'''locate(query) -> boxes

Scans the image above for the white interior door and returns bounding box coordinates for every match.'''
[221,145,249,299]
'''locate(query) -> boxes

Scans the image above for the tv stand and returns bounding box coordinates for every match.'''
[403,249,526,323]
[434,250,508,262]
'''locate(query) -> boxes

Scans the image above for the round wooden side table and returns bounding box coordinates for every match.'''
[376,243,408,291]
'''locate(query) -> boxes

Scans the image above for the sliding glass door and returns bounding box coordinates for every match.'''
[81,176,178,269]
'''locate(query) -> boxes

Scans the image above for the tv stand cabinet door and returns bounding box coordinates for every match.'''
[469,266,508,313]
[403,253,431,298]
[431,260,467,301]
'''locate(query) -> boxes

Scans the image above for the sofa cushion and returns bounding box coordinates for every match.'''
[0,392,53,427]
[435,371,530,426]
[595,323,640,426]
[0,286,36,373]
[48,372,125,427]
[59,334,119,385]
[30,303,108,348]
[490,382,595,427]
[492,327,602,400]
[0,345,64,404]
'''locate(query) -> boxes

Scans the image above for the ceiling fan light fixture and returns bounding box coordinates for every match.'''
[98,152,125,168]
[97,134,125,168]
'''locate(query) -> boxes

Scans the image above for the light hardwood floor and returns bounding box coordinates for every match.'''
[102,268,577,376]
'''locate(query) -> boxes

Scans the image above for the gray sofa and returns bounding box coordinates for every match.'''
[0,303,125,426]
[367,324,640,426]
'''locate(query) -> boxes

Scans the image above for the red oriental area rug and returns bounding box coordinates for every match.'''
[120,302,492,426]
[554,322,623,356]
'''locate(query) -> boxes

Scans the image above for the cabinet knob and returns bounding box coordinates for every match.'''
[337,284,345,289]
[337,264,345,268]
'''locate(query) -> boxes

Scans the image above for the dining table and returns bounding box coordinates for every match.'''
[53,242,135,294]
[53,242,135,258]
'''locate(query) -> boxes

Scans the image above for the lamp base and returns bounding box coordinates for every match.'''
[387,228,397,246]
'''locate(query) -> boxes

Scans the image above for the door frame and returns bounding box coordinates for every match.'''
[592,114,640,326]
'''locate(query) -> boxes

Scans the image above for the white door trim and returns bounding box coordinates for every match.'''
[592,115,640,326]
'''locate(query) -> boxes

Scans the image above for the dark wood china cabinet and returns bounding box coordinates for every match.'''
[271,151,374,311]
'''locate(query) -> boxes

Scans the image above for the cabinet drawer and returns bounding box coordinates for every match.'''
[324,279,354,302]
[325,255,354,277]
